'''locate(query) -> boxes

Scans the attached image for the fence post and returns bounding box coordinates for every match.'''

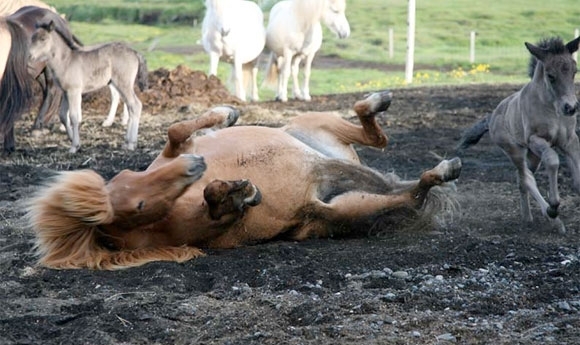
[388,27,394,59]
[469,31,476,63]
[405,0,416,84]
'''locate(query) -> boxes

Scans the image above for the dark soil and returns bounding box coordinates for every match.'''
[2,68,580,345]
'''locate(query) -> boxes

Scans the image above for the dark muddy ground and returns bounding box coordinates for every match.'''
[2,76,580,345]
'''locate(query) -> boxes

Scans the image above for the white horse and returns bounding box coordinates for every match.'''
[201,0,266,102]
[265,0,350,102]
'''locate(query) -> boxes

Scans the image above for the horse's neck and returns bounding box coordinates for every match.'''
[292,0,326,29]
[206,0,232,16]
[46,35,74,73]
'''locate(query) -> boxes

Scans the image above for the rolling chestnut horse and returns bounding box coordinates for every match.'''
[28,91,462,270]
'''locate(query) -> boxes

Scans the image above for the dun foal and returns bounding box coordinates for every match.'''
[28,21,148,153]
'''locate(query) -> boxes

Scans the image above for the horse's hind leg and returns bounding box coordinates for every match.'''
[162,106,240,158]
[102,85,121,127]
[2,126,15,155]
[295,158,462,239]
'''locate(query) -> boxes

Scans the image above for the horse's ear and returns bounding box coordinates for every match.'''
[525,42,547,61]
[47,20,55,32]
[566,36,580,54]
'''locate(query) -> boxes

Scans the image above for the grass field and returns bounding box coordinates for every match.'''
[47,0,580,96]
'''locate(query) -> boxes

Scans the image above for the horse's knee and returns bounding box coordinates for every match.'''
[204,179,261,220]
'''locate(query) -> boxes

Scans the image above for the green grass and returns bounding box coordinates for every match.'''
[47,0,580,95]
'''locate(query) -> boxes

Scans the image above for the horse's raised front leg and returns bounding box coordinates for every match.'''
[528,135,561,217]
[204,179,262,221]
[162,106,240,158]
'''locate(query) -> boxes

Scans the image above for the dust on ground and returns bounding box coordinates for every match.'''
[1,66,580,345]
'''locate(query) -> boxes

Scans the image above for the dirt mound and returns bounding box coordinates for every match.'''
[81,65,241,115]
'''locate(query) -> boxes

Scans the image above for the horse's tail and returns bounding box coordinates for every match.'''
[262,51,278,89]
[0,20,35,135]
[456,115,490,152]
[136,51,149,92]
[369,180,460,236]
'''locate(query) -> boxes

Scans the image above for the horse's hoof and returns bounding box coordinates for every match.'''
[180,154,207,178]
[224,107,240,127]
[547,204,559,218]
[366,90,393,113]
[244,184,262,207]
[437,157,462,182]
[124,142,136,151]
[102,121,113,127]
[69,146,79,154]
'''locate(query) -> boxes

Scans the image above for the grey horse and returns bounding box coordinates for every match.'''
[458,36,580,233]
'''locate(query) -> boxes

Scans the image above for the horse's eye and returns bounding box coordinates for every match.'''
[137,200,145,211]
[547,74,556,83]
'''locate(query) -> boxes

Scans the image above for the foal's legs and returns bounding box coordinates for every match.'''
[528,135,561,216]
[102,85,128,127]
[113,80,142,150]
[65,90,83,153]
[208,51,220,77]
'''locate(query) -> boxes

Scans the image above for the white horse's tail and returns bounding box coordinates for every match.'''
[263,52,278,89]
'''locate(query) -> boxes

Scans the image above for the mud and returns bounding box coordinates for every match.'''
[1,69,580,344]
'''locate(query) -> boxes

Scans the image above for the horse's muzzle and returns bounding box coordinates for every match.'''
[563,102,579,116]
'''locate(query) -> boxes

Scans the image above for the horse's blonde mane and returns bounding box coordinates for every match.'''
[26,170,205,270]
[26,170,114,269]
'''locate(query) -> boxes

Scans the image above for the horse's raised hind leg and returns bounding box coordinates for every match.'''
[162,106,240,158]
[102,85,121,127]
[282,91,390,162]
[292,158,462,240]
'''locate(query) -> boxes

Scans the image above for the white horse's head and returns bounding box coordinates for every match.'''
[322,0,350,39]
